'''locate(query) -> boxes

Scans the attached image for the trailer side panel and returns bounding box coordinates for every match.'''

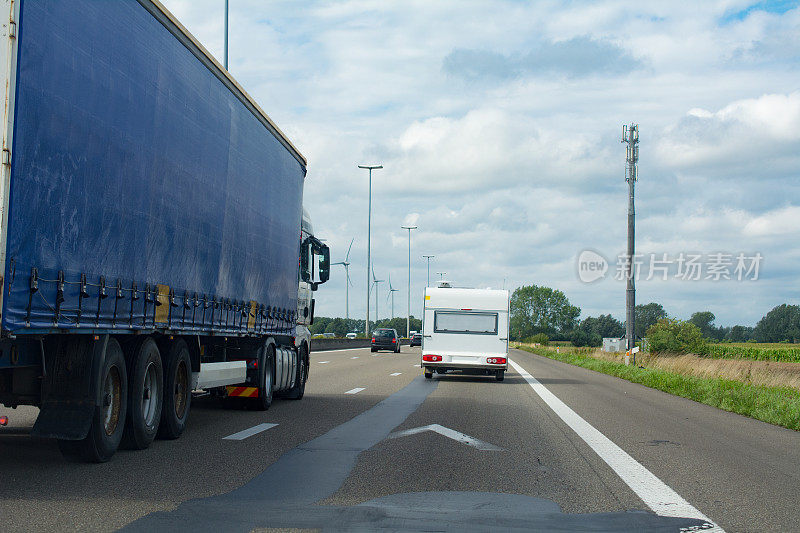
[2,0,304,334]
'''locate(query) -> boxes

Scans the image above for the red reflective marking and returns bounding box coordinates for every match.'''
[0,415,8,426]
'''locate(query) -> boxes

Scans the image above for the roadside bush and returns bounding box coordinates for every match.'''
[647,319,707,355]
[529,333,549,346]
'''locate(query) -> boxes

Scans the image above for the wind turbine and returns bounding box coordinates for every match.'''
[372,266,384,325]
[387,273,399,319]
[331,238,354,320]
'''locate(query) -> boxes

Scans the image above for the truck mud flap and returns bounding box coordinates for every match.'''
[31,335,108,440]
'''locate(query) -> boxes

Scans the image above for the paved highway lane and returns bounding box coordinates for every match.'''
[2,346,798,531]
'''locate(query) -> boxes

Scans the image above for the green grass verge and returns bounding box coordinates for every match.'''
[515,345,800,431]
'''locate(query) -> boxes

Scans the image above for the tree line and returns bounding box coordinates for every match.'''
[310,316,422,338]
[510,284,800,345]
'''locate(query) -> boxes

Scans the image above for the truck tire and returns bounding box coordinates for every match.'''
[495,370,505,382]
[424,369,432,379]
[121,338,163,449]
[284,344,308,400]
[58,339,128,463]
[252,343,274,410]
[158,339,192,440]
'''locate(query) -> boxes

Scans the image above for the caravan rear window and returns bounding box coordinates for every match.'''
[433,311,498,335]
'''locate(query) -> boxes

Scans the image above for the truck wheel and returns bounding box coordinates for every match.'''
[424,369,432,379]
[285,345,308,400]
[252,343,274,410]
[58,339,128,463]
[122,338,163,449]
[158,339,192,439]
[495,370,505,382]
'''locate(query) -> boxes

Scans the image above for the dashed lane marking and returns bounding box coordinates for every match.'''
[223,423,278,441]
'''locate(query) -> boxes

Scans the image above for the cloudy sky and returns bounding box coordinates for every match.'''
[162,0,800,327]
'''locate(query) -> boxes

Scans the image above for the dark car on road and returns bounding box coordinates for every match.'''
[371,328,401,352]
[410,332,422,347]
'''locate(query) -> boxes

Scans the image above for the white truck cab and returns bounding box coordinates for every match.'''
[421,286,510,381]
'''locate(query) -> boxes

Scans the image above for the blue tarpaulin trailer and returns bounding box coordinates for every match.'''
[0,0,329,462]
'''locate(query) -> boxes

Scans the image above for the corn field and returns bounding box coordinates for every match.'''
[703,344,800,363]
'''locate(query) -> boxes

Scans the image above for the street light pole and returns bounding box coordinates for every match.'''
[223,0,229,70]
[401,225,417,337]
[422,255,434,287]
[436,272,446,281]
[359,165,382,336]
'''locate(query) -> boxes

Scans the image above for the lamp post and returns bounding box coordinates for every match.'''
[436,272,446,281]
[359,165,382,336]
[223,0,229,69]
[401,225,417,337]
[422,255,434,287]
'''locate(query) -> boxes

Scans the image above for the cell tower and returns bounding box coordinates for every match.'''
[622,124,639,361]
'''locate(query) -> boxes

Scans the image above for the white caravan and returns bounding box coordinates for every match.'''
[421,287,510,381]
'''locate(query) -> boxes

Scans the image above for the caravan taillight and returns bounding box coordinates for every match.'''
[0,415,7,426]
[487,357,506,365]
[422,354,442,362]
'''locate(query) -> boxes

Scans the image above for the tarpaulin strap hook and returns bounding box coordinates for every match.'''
[143,283,151,327]
[111,279,123,327]
[77,273,88,326]
[25,267,38,327]
[54,271,65,325]
[96,277,108,326]
[130,281,138,326]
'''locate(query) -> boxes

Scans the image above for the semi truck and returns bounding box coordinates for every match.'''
[0,0,329,462]
[421,286,510,381]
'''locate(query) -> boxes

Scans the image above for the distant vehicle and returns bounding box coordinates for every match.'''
[410,332,423,346]
[322,333,336,338]
[421,287,510,381]
[371,328,401,353]
[346,333,358,339]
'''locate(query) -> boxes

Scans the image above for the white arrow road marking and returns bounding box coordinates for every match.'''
[390,372,402,376]
[509,358,722,532]
[223,423,278,441]
[345,387,365,394]
[388,424,502,451]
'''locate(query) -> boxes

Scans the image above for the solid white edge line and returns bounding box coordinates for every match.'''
[345,387,365,394]
[222,422,278,441]
[508,358,723,532]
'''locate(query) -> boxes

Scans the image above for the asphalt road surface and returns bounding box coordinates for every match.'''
[1,346,799,532]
